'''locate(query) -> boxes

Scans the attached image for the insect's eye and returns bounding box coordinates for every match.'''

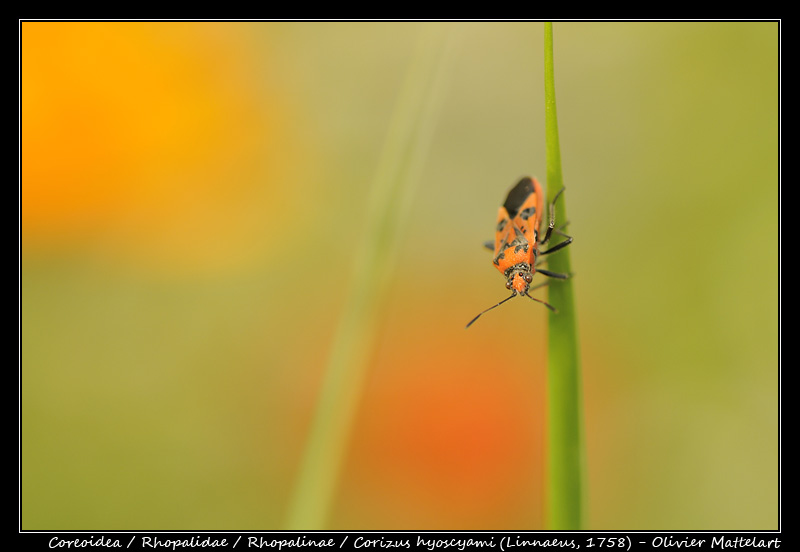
[524,273,533,283]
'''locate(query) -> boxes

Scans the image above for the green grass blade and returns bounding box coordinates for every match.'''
[543,21,586,530]
[285,25,454,530]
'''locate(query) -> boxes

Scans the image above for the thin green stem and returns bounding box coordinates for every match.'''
[543,21,586,530]
[285,25,454,530]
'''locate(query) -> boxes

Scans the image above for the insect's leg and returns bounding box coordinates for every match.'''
[540,221,570,243]
[540,191,573,255]
[483,240,494,251]
[540,187,567,246]
[540,231,573,255]
[537,268,570,279]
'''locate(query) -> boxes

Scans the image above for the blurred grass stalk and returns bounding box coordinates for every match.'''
[285,24,454,530]
[543,22,586,530]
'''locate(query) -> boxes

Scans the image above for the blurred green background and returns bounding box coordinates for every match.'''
[21,21,778,529]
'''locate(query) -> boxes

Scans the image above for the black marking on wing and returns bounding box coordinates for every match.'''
[493,248,505,265]
[503,177,535,218]
[519,206,536,221]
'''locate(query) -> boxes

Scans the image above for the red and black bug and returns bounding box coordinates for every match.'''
[466,176,572,328]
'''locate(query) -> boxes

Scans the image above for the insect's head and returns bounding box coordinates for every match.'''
[466,263,555,329]
[505,264,533,295]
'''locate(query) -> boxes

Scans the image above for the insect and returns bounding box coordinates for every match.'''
[466,176,572,328]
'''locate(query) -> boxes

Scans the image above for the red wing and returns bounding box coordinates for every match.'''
[504,177,543,245]
[493,207,514,255]
[511,190,540,245]
[491,177,544,274]
[493,206,531,273]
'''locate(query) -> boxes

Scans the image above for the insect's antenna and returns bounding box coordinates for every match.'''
[524,292,557,313]
[465,293,516,329]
